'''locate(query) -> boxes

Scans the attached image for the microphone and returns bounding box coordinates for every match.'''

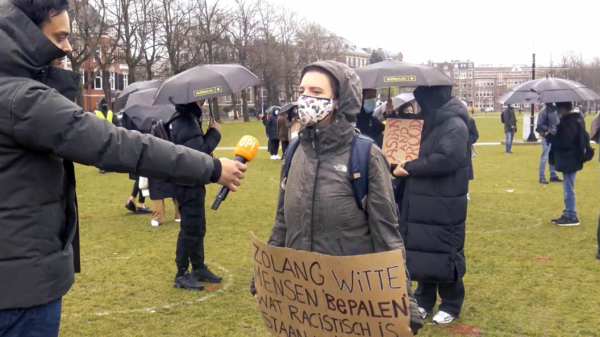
[211,135,259,210]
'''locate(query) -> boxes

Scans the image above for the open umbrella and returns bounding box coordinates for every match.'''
[153,64,261,106]
[355,60,455,89]
[373,93,415,121]
[115,80,163,112]
[124,88,176,133]
[499,78,600,104]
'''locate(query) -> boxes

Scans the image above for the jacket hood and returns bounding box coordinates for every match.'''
[96,98,108,111]
[427,97,470,131]
[0,0,67,78]
[414,85,453,114]
[301,61,363,120]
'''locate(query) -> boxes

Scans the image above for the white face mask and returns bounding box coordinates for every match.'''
[297,95,334,126]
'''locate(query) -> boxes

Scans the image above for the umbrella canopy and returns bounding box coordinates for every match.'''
[115,80,163,112]
[373,93,415,121]
[153,64,261,106]
[499,78,600,104]
[124,88,176,132]
[281,102,298,114]
[355,60,455,89]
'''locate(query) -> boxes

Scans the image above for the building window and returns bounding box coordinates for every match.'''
[94,71,102,90]
[468,71,473,79]
[246,87,252,102]
[109,71,115,91]
[123,73,128,88]
[225,95,231,103]
[454,71,459,79]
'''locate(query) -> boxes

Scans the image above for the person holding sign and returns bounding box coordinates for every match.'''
[392,85,469,325]
[251,61,423,335]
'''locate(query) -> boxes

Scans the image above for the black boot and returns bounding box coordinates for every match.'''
[539,177,549,184]
[174,271,204,290]
[192,266,222,283]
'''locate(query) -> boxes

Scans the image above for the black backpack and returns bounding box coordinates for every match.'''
[501,111,505,124]
[581,129,595,163]
[150,112,180,141]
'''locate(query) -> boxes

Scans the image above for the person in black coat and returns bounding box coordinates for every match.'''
[547,101,585,227]
[168,100,222,290]
[265,106,281,159]
[392,85,469,325]
[467,117,479,200]
[356,89,384,147]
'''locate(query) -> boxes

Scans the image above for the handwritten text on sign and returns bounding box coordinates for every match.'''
[382,119,423,163]
[252,234,411,337]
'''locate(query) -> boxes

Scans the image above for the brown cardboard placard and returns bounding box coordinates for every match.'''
[381,118,423,164]
[252,234,412,337]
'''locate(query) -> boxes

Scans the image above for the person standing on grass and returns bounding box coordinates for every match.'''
[266,106,281,160]
[0,1,246,335]
[250,61,423,335]
[277,110,290,156]
[536,103,562,184]
[502,104,517,154]
[467,116,479,201]
[393,85,469,325]
[547,102,587,227]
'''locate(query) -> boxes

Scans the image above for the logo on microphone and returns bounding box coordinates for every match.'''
[234,136,260,162]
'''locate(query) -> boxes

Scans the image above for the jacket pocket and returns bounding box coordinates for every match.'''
[338,235,373,256]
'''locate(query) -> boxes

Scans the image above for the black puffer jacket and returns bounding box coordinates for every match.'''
[356,109,384,147]
[548,113,585,173]
[400,88,470,282]
[266,106,280,140]
[0,0,219,310]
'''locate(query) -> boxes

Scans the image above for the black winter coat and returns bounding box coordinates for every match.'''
[400,97,470,282]
[548,113,585,173]
[356,110,384,147]
[148,110,221,199]
[266,110,280,140]
[468,118,479,180]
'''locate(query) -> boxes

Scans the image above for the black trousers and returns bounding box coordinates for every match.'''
[131,179,145,204]
[175,187,206,271]
[281,141,290,156]
[269,139,280,156]
[415,280,465,318]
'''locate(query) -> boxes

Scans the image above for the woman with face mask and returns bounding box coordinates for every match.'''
[356,89,385,147]
[250,61,423,335]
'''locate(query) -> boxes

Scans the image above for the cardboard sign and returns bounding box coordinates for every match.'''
[252,234,411,337]
[382,119,423,163]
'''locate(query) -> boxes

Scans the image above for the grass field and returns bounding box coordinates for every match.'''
[59,114,600,337]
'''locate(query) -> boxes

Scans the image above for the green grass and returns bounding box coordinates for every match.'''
[60,118,600,337]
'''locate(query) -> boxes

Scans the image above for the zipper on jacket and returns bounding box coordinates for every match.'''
[310,128,320,251]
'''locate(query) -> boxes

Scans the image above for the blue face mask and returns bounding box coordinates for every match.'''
[363,99,376,114]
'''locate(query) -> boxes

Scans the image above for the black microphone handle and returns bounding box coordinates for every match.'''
[211,154,248,210]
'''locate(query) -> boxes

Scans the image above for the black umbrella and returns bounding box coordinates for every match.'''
[153,64,261,106]
[499,78,600,104]
[281,102,298,114]
[124,88,176,132]
[355,60,455,89]
[115,80,163,112]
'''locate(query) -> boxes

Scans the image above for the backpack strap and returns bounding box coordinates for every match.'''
[281,136,301,189]
[350,134,374,212]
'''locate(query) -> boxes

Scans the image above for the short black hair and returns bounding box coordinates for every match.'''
[556,102,573,111]
[11,0,70,27]
[301,65,340,100]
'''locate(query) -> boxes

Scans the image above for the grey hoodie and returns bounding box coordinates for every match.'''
[267,60,421,326]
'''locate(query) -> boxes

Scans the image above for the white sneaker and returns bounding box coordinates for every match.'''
[270,155,278,160]
[175,219,181,223]
[275,155,282,160]
[467,193,470,201]
[418,307,429,319]
[432,311,455,324]
[151,220,160,227]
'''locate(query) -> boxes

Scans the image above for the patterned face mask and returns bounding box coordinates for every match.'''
[297,95,334,126]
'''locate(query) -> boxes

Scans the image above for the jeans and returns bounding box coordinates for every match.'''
[415,280,465,318]
[0,297,62,337]
[505,132,514,153]
[562,172,577,218]
[539,138,558,179]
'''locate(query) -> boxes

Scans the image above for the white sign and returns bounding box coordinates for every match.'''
[522,114,539,141]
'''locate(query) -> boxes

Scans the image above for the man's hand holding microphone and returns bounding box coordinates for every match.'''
[217,158,247,192]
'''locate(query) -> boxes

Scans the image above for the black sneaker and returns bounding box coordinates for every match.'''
[551,215,565,224]
[539,177,549,184]
[174,271,204,290]
[136,206,152,215]
[192,267,222,283]
[99,169,106,174]
[554,217,580,227]
[125,200,136,212]
[550,176,563,183]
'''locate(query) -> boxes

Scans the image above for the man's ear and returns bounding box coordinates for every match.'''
[332,100,339,111]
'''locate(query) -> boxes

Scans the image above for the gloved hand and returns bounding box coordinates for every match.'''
[249,278,256,296]
[410,315,424,335]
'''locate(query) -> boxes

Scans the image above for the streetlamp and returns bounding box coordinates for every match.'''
[526,53,537,142]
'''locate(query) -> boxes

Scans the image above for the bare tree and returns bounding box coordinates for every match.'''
[276,6,299,102]
[139,0,163,80]
[160,0,198,74]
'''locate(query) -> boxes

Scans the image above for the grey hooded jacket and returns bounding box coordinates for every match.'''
[267,60,420,323]
[0,0,218,310]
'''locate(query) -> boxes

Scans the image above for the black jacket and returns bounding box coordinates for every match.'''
[547,113,585,173]
[266,107,280,140]
[356,110,384,147]
[400,97,470,282]
[503,107,517,133]
[0,0,218,310]
[468,117,479,180]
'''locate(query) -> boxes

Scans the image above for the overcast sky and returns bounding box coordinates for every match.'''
[264,0,598,66]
